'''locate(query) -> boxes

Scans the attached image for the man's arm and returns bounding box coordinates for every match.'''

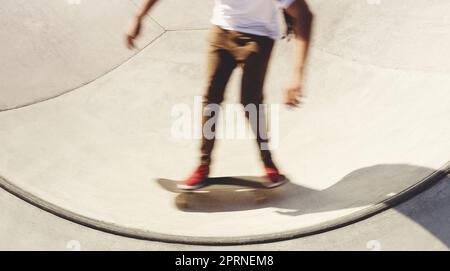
[284,0,313,107]
[126,0,160,49]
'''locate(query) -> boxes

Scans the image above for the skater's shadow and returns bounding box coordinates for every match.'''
[174,163,450,248]
[175,164,440,214]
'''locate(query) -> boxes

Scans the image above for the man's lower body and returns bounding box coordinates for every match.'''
[181,26,285,189]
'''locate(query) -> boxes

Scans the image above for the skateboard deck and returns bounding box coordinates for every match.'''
[156,176,288,208]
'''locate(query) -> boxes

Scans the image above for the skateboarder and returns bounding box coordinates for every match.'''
[126,0,312,189]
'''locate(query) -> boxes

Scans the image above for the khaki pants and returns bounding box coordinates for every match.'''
[201,26,275,167]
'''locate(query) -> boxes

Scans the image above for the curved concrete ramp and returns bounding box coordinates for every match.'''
[0,0,164,111]
[0,0,450,245]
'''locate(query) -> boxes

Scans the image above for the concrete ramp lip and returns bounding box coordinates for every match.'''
[0,164,448,245]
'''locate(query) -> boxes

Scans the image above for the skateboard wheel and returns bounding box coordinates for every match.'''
[177,200,188,209]
[176,195,189,209]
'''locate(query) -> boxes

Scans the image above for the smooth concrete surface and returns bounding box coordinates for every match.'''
[312,0,450,72]
[0,0,163,111]
[0,0,450,247]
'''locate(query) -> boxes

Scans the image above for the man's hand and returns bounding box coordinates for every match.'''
[285,80,303,107]
[284,0,313,107]
[125,0,158,50]
[126,17,142,50]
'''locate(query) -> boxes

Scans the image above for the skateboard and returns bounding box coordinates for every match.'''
[156,176,289,208]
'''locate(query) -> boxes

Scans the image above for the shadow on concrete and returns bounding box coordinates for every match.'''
[172,163,450,247]
[175,164,435,213]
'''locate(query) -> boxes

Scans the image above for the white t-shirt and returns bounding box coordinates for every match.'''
[211,0,295,40]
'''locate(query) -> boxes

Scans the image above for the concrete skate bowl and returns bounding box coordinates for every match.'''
[0,0,450,245]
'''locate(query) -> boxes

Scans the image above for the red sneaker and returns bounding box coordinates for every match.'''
[178,165,210,190]
[264,166,287,188]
